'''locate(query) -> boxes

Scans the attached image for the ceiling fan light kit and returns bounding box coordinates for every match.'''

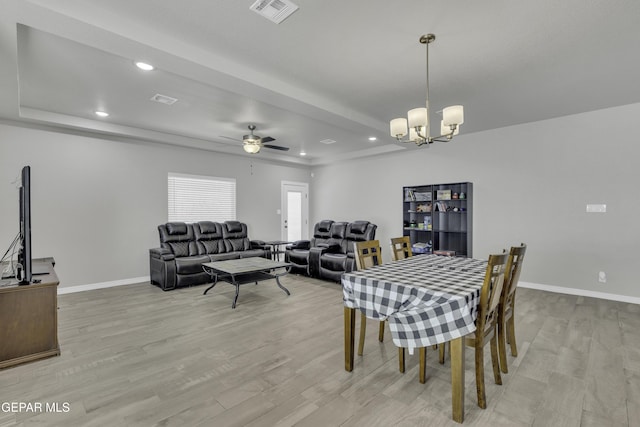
[390,34,464,147]
[243,142,261,154]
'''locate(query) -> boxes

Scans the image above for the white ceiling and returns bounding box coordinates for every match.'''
[2,0,640,165]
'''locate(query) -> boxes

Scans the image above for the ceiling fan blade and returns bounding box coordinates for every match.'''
[260,136,275,143]
[263,144,290,151]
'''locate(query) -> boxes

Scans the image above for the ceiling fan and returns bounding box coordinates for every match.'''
[225,125,290,154]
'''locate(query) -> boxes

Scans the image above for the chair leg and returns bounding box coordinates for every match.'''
[507,314,518,357]
[439,342,446,364]
[474,339,487,409]
[490,331,502,386]
[419,347,427,384]
[378,320,385,342]
[498,316,509,374]
[399,347,405,373]
[357,312,367,356]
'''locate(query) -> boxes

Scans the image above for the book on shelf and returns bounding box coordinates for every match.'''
[435,201,448,212]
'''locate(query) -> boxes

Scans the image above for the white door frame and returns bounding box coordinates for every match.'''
[281,181,309,241]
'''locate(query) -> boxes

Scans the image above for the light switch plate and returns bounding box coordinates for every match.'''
[586,204,606,213]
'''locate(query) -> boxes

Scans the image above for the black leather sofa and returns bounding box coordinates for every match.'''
[285,220,377,282]
[149,221,269,291]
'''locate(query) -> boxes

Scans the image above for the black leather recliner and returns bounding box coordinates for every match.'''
[317,221,377,281]
[286,220,335,276]
[285,220,377,282]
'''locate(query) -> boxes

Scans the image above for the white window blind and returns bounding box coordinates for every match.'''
[168,173,236,222]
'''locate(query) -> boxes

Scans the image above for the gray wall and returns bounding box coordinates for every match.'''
[2,102,638,299]
[311,102,640,299]
[0,123,310,288]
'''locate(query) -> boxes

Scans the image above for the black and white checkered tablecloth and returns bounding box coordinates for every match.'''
[342,254,488,353]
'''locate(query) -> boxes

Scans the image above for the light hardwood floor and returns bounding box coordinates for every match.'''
[1,275,639,426]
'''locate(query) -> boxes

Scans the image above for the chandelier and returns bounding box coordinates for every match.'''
[390,34,464,146]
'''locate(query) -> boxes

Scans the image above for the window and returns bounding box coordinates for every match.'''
[168,172,236,222]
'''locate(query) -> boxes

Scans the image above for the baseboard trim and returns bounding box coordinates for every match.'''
[519,281,640,305]
[56,276,639,304]
[57,276,149,295]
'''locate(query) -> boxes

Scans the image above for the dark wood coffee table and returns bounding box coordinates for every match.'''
[202,257,291,308]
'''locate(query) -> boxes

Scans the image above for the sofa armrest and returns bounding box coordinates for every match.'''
[319,243,342,254]
[150,247,175,261]
[309,246,333,278]
[250,240,266,249]
[288,240,310,250]
[250,240,271,258]
[149,248,176,291]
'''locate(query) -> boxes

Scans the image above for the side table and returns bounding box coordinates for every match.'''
[263,240,292,262]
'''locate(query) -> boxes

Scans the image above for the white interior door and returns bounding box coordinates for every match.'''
[281,181,309,242]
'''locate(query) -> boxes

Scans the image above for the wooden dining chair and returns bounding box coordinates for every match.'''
[354,240,386,355]
[354,240,427,382]
[439,252,508,409]
[390,236,432,378]
[498,243,527,374]
[390,236,412,261]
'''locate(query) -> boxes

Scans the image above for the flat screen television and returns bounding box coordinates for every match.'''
[17,165,32,284]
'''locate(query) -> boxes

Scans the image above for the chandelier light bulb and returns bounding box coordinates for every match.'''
[390,118,408,138]
[407,107,428,129]
[443,105,464,126]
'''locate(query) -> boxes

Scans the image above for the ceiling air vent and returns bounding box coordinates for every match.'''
[320,139,337,145]
[150,94,178,105]
[250,0,299,24]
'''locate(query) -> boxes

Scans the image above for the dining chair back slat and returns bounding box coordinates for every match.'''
[354,240,383,270]
[390,236,412,261]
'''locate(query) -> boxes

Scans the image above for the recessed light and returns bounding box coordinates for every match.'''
[135,61,154,71]
[368,137,377,141]
[300,151,307,156]
[95,111,109,117]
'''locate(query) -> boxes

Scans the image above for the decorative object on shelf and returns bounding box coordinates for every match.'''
[434,250,456,257]
[424,216,432,230]
[459,192,466,199]
[436,189,452,200]
[414,191,432,201]
[389,34,464,147]
[410,220,417,228]
[452,192,459,199]
[412,241,432,254]
[416,203,432,212]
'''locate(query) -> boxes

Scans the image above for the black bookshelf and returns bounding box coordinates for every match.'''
[402,182,473,257]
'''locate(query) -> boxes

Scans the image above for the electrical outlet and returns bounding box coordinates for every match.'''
[598,271,607,283]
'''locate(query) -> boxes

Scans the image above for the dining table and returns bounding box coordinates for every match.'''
[341,254,488,423]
